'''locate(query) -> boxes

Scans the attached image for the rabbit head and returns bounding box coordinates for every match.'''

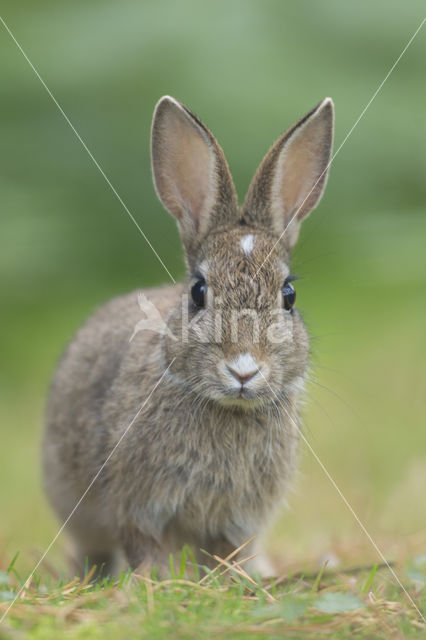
[151,96,334,409]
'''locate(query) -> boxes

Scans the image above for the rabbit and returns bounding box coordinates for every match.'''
[42,95,334,578]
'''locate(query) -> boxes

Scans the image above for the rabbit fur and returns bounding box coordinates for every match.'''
[43,95,334,578]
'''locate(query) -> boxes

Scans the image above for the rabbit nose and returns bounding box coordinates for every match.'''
[226,366,258,385]
[224,352,261,386]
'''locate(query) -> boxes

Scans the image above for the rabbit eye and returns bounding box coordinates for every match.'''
[282,280,296,311]
[191,278,206,308]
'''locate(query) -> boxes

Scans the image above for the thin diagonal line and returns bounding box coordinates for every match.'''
[0,16,176,284]
[257,369,425,625]
[255,16,425,277]
[0,358,176,624]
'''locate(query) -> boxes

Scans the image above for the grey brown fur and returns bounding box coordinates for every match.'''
[43,96,334,577]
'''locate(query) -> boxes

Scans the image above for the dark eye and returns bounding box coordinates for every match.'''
[191,278,206,308]
[282,280,296,311]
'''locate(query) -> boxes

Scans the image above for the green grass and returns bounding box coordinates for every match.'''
[1,548,425,639]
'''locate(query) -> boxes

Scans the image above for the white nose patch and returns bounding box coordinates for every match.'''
[229,352,259,377]
[240,234,254,255]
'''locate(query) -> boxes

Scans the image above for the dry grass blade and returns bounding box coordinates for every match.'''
[198,536,256,585]
[211,555,277,604]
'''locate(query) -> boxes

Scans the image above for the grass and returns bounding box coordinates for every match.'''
[1,545,425,639]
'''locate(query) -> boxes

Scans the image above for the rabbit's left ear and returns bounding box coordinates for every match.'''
[242,98,334,249]
[151,96,238,257]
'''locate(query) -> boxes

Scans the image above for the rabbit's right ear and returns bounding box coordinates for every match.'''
[151,96,238,257]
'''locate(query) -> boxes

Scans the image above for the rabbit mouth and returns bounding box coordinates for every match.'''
[217,394,264,409]
[214,387,266,409]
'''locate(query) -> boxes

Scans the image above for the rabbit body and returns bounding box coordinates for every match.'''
[43,96,334,576]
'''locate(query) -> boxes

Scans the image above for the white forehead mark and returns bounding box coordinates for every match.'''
[240,234,254,255]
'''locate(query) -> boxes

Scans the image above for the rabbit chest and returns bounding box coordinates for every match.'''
[119,402,300,538]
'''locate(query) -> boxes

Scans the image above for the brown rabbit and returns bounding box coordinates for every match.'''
[43,96,334,577]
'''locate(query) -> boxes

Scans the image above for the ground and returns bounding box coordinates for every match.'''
[1,544,425,639]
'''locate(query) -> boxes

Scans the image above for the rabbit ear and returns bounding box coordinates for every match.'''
[242,98,334,249]
[151,96,238,256]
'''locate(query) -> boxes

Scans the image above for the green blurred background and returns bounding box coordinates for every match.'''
[1,0,425,576]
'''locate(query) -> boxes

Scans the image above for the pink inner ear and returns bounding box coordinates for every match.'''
[275,115,329,220]
[161,113,214,226]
